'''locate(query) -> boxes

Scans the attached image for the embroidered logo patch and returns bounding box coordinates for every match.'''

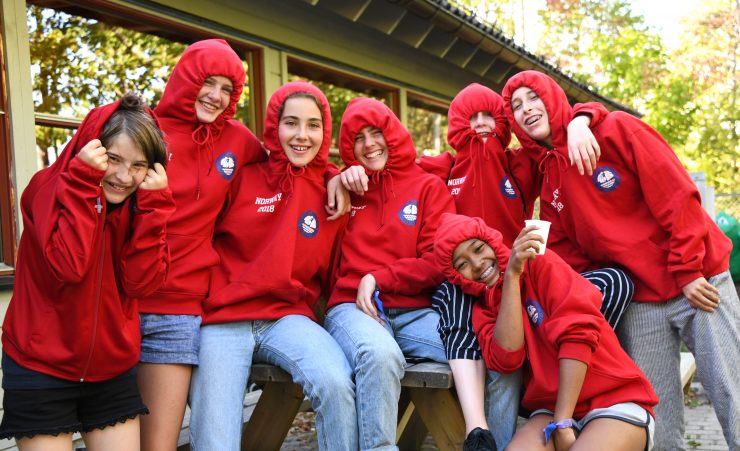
[524,299,545,328]
[398,200,418,226]
[592,166,620,192]
[216,152,237,180]
[298,210,319,238]
[500,176,518,199]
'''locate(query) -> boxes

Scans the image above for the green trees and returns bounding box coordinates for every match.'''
[28,5,186,166]
[452,0,738,199]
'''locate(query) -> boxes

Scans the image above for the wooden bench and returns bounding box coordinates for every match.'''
[680,352,696,395]
[239,361,465,451]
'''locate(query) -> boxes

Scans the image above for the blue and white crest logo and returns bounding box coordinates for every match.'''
[398,200,418,226]
[500,176,518,199]
[592,166,620,192]
[524,299,545,328]
[298,210,319,238]
[216,152,237,180]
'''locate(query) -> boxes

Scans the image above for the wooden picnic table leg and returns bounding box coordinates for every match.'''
[241,381,304,451]
[407,387,465,451]
[397,388,430,450]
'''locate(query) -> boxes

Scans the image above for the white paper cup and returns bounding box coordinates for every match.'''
[525,219,551,255]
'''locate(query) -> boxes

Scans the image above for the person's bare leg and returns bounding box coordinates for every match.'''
[506,415,554,451]
[572,417,647,451]
[83,417,140,451]
[449,358,488,432]
[138,363,192,451]
[17,433,73,451]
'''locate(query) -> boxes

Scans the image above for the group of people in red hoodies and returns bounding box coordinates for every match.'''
[1,36,737,451]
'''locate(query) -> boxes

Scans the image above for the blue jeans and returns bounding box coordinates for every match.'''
[325,303,447,451]
[485,368,522,449]
[189,315,357,451]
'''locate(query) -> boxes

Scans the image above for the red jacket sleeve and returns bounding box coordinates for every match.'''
[572,102,609,128]
[622,115,711,287]
[507,148,541,216]
[43,157,105,283]
[472,292,526,373]
[417,152,455,182]
[323,162,341,184]
[372,180,455,294]
[532,253,602,365]
[119,187,176,297]
[242,126,268,166]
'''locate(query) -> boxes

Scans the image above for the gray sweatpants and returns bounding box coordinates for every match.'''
[618,270,740,451]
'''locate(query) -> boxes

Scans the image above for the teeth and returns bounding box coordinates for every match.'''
[479,266,494,280]
[365,150,382,159]
[200,101,218,111]
[107,182,128,192]
[292,146,308,152]
[525,115,541,126]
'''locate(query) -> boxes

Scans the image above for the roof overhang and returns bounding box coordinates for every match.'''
[303,0,639,115]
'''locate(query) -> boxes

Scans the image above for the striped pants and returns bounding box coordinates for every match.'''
[617,270,740,451]
[432,267,634,360]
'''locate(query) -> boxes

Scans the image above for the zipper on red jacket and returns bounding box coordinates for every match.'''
[80,200,106,382]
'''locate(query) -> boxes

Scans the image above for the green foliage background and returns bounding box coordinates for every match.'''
[454,0,738,210]
[28,2,738,214]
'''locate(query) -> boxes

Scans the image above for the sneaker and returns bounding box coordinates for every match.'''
[463,427,497,451]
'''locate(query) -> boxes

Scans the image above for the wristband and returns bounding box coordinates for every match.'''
[373,289,388,321]
[543,419,575,444]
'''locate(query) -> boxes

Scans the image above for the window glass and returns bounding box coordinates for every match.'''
[28,5,252,168]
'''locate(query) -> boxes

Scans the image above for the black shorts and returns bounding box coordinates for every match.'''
[0,363,148,440]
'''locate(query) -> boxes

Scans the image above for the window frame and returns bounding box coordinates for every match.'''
[0,1,267,281]
[288,56,400,115]
[0,12,16,276]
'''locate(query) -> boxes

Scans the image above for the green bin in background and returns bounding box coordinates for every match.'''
[717,211,740,283]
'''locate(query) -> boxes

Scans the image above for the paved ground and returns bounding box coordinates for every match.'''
[683,381,730,450]
[280,381,729,450]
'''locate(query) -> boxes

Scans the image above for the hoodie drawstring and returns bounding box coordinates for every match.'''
[191,123,222,200]
[280,162,307,202]
[537,149,569,204]
[369,170,396,230]
[467,132,494,219]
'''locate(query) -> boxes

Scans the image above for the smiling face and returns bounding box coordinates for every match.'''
[278,96,324,167]
[102,134,148,204]
[353,126,389,172]
[452,238,501,287]
[469,111,496,139]
[511,86,552,147]
[195,75,233,124]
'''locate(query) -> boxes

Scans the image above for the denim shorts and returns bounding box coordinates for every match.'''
[139,314,201,365]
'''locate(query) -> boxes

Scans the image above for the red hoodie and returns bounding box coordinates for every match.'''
[433,214,658,418]
[3,101,175,382]
[503,71,731,302]
[418,83,607,246]
[140,39,267,315]
[204,81,346,324]
[328,98,455,310]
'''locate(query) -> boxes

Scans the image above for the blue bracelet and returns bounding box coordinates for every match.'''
[373,289,388,321]
[543,419,575,444]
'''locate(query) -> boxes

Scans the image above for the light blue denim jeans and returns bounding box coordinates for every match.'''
[485,367,522,449]
[325,303,447,451]
[188,315,357,451]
